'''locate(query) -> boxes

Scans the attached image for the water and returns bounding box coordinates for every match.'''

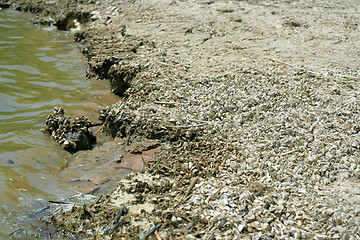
[0,9,119,236]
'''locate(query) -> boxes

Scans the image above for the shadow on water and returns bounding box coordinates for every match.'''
[0,9,120,237]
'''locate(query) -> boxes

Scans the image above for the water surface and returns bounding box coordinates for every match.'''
[0,9,119,237]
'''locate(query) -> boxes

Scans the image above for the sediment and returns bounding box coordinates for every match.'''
[1,0,360,239]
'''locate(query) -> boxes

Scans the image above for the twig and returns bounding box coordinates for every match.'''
[164,123,207,128]
[103,206,128,235]
[147,82,163,86]
[241,36,265,41]
[86,187,101,195]
[331,80,349,95]
[208,185,225,201]
[154,101,175,106]
[48,200,70,204]
[155,230,163,240]
[334,74,360,80]
[173,212,191,222]
[95,121,107,133]
[174,177,199,209]
[110,220,130,234]
[339,81,360,84]
[140,224,162,240]
[158,163,172,171]
[96,195,103,204]
[29,206,51,218]
[83,205,97,221]
[185,176,199,198]
[206,230,216,240]
[113,207,128,225]
[89,122,102,127]
[181,220,197,233]
[270,58,293,67]
[9,228,22,236]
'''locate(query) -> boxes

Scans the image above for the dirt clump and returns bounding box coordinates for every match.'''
[42,107,97,152]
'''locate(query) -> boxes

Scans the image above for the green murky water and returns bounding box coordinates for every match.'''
[0,9,118,237]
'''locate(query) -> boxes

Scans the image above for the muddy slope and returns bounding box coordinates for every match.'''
[2,0,360,239]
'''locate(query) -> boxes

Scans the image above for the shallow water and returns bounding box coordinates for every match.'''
[0,9,119,236]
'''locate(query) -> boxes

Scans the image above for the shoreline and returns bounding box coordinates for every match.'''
[1,0,360,239]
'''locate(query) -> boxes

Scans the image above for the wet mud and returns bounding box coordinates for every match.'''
[62,139,160,195]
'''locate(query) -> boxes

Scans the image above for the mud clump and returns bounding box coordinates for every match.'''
[42,107,97,153]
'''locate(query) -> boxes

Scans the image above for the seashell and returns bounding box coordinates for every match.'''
[298,188,307,194]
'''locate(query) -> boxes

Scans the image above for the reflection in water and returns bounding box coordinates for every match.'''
[0,9,119,235]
